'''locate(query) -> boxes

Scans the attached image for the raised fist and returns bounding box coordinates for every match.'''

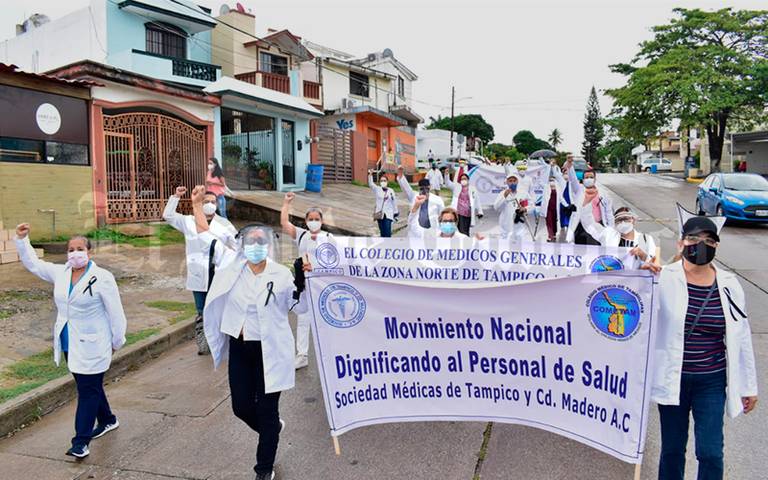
[15,223,30,239]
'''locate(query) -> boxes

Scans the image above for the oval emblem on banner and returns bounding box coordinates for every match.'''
[589,255,624,273]
[316,243,340,269]
[587,286,641,341]
[319,283,366,328]
[36,103,62,135]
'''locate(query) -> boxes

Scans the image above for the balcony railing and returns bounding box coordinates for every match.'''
[131,50,220,83]
[172,57,218,82]
[235,70,290,94]
[303,80,321,99]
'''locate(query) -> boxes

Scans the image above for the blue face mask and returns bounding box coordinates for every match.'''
[439,222,457,236]
[244,244,269,264]
[507,183,518,192]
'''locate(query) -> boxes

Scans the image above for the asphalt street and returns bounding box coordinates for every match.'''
[0,174,765,479]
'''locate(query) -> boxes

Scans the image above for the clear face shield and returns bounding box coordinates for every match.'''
[236,224,281,264]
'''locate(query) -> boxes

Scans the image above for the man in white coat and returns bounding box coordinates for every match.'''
[397,167,445,237]
[163,186,237,354]
[15,224,126,459]
[494,172,532,242]
[425,163,443,192]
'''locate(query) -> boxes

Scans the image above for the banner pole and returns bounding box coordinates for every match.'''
[633,463,641,480]
[332,436,341,456]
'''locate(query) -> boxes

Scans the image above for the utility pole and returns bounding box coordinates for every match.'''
[450,86,455,156]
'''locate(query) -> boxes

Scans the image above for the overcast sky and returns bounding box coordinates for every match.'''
[1,0,764,152]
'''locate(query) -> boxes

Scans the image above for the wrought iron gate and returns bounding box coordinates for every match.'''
[316,123,353,183]
[103,113,206,223]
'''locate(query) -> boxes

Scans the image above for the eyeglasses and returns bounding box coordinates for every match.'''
[683,234,718,248]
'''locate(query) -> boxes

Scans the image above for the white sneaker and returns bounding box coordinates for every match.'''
[294,355,308,369]
[279,418,285,434]
[91,418,120,439]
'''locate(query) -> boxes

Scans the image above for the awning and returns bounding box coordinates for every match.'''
[346,106,405,128]
[389,105,423,125]
[204,76,323,119]
[118,0,216,34]
[732,131,768,143]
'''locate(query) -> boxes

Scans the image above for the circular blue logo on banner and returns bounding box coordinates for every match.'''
[316,243,340,269]
[587,286,642,341]
[319,283,366,328]
[589,255,625,273]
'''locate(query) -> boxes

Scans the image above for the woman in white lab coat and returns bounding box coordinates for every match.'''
[563,157,614,244]
[280,191,332,369]
[444,169,484,236]
[579,207,660,269]
[653,216,757,479]
[163,186,237,354]
[368,171,398,237]
[14,223,127,460]
[191,186,307,480]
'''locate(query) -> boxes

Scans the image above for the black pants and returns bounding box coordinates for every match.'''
[574,222,601,245]
[228,337,282,474]
[71,371,116,448]
[457,214,472,236]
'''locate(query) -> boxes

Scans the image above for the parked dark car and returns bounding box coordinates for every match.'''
[696,173,768,223]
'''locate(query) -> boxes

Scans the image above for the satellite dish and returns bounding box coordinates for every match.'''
[236,2,246,13]
[219,4,230,15]
[382,48,393,58]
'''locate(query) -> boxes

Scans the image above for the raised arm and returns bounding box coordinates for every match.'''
[397,168,416,204]
[191,185,210,234]
[566,159,583,199]
[281,192,298,240]
[444,169,456,191]
[163,187,189,233]
[14,224,63,283]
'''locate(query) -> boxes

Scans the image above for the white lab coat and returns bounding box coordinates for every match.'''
[652,261,758,418]
[163,195,238,292]
[494,189,530,241]
[444,171,484,227]
[398,174,445,237]
[426,168,443,191]
[565,166,614,243]
[581,221,658,262]
[368,175,398,220]
[203,257,307,393]
[540,168,568,225]
[15,237,127,374]
[407,212,469,239]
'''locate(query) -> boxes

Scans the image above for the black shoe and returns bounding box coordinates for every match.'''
[255,471,275,480]
[91,418,120,439]
[66,444,89,459]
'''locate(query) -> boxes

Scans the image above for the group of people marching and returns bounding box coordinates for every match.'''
[11,153,757,480]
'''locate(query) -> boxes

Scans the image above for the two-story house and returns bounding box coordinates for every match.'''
[1,0,322,227]
[303,40,422,174]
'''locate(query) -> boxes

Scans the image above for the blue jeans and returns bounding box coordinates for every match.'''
[72,371,116,447]
[193,290,208,315]
[377,218,393,237]
[217,195,227,219]
[658,371,726,480]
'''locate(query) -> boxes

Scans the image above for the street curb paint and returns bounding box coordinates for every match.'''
[0,319,195,438]
[686,177,705,184]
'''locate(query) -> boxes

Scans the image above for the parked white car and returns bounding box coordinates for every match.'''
[639,157,672,172]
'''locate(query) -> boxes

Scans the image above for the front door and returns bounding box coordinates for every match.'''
[281,119,295,184]
[367,127,380,168]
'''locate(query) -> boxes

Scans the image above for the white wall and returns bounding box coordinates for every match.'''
[94,81,216,122]
[0,3,107,73]
[743,141,768,175]
[365,59,413,108]
[321,61,391,112]
[416,129,462,160]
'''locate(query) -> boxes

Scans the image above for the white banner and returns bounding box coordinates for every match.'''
[466,162,551,207]
[311,236,640,285]
[307,271,656,464]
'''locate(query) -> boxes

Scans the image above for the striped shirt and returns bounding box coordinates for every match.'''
[682,282,726,374]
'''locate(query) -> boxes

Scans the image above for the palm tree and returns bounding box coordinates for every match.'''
[548,128,563,151]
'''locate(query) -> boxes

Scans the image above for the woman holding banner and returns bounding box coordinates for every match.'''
[192,186,309,480]
[280,192,332,369]
[579,207,660,270]
[444,168,484,236]
[653,215,758,480]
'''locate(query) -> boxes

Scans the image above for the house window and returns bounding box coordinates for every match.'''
[350,71,369,97]
[260,52,288,76]
[145,22,187,59]
[0,137,88,165]
[398,76,405,97]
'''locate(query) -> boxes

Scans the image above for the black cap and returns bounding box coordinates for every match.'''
[682,217,720,242]
[418,179,430,187]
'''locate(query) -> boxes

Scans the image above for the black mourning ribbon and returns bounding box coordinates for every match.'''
[83,276,97,297]
[265,281,276,306]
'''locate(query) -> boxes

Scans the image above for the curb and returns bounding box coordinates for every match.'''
[0,319,195,438]
[685,177,705,184]
[231,198,366,237]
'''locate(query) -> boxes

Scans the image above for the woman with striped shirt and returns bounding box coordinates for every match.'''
[653,216,758,480]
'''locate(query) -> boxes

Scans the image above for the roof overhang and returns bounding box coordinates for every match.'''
[324,58,395,80]
[343,106,405,127]
[118,0,216,34]
[204,76,322,119]
[731,131,768,144]
[389,105,423,124]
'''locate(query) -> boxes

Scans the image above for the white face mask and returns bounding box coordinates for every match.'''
[380,181,388,188]
[549,181,556,188]
[306,220,322,232]
[616,222,634,235]
[67,250,89,269]
[460,179,468,187]
[583,177,595,188]
[202,202,217,216]
[208,164,215,171]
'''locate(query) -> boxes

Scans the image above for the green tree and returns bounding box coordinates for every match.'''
[426,114,495,144]
[607,8,768,171]
[582,86,604,164]
[486,143,525,162]
[598,116,637,172]
[548,128,563,151]
[512,130,551,155]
